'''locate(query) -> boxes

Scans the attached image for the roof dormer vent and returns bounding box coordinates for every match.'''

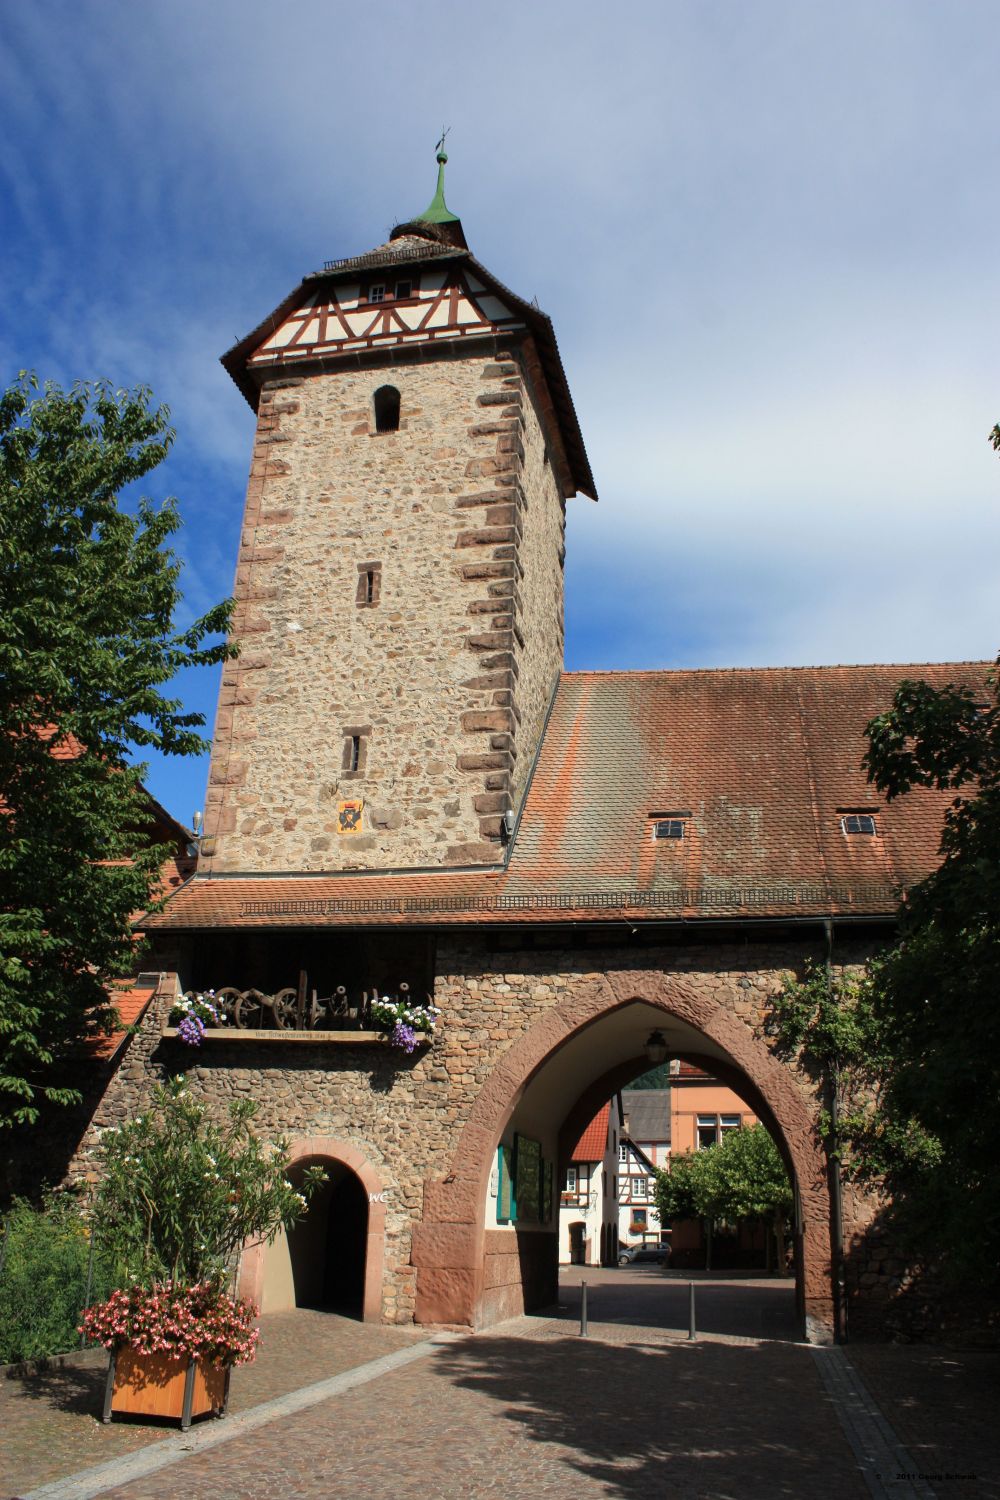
[650,811,691,841]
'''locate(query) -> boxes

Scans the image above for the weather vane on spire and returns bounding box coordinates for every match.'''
[435,127,451,162]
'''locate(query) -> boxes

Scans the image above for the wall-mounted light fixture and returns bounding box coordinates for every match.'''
[644,1029,669,1066]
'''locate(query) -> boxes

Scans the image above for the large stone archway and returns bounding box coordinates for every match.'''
[240,1135,386,1323]
[412,969,833,1342]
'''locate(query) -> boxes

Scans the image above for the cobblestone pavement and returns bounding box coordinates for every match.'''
[0,1308,422,1499]
[6,1274,999,1500]
[847,1345,1000,1500]
[85,1312,868,1500]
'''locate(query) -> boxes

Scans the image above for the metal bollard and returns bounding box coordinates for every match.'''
[580,1279,589,1338]
[688,1280,696,1341]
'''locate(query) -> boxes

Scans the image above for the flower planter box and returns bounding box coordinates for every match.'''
[161,1026,388,1044]
[102,1347,230,1429]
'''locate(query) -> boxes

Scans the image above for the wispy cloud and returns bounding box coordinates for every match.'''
[3,0,998,817]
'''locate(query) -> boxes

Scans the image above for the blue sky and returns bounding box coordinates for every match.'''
[3,1,998,825]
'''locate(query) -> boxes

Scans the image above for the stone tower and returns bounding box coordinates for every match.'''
[201,151,596,875]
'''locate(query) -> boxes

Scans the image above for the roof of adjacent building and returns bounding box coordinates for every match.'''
[86,979,158,1063]
[621,1090,671,1144]
[141,659,990,932]
[570,1102,612,1162]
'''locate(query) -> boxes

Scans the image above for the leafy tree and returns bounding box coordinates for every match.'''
[764,649,999,1285]
[655,1146,711,1223]
[703,1123,793,1225]
[655,1125,792,1270]
[0,375,234,1129]
[91,1078,325,1287]
[858,651,1000,1282]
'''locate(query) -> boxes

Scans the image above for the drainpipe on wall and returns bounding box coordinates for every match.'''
[825,916,848,1344]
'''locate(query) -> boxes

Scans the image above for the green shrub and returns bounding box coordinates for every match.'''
[0,1196,116,1363]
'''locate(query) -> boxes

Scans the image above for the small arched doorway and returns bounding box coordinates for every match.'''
[279,1160,369,1316]
[240,1136,385,1322]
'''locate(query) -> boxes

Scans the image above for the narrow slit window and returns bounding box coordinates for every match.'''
[842,814,877,836]
[373,384,401,434]
[356,561,382,607]
[341,727,369,777]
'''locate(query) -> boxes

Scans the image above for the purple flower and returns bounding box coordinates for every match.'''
[391,1021,419,1054]
[177,1014,206,1047]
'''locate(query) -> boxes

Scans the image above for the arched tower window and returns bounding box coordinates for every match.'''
[373,385,401,434]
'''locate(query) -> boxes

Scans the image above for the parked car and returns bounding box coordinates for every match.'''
[618,1241,670,1267]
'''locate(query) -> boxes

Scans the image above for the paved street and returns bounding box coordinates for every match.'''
[2,1270,997,1500]
[1,1309,423,1498]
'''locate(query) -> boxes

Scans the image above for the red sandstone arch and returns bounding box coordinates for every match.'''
[239,1136,386,1323]
[411,971,833,1341]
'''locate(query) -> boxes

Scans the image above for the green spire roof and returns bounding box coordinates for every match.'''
[420,140,461,226]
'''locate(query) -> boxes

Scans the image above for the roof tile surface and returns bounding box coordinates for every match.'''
[570,1102,611,1162]
[142,661,990,932]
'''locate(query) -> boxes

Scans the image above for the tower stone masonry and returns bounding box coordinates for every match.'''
[201,170,596,876]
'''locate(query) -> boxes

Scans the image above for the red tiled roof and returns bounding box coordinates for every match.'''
[140,660,991,931]
[570,1103,611,1162]
[86,982,157,1062]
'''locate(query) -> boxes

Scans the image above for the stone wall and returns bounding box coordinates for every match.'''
[201,339,566,875]
[68,934,872,1332]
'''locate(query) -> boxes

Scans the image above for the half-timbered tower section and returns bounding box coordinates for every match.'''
[202,155,595,876]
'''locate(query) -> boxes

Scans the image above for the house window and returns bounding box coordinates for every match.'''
[565,1167,577,1193]
[631,1209,647,1226]
[720,1114,741,1135]
[633,1176,647,1198]
[842,813,877,836]
[367,283,386,303]
[394,279,412,299]
[619,1143,628,1163]
[697,1116,719,1150]
[373,384,401,434]
[356,562,382,608]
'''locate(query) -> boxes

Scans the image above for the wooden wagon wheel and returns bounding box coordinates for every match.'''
[213,987,241,1025]
[270,987,299,1030]
[234,988,268,1029]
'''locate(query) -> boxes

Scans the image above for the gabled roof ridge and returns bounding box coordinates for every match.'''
[560,659,991,680]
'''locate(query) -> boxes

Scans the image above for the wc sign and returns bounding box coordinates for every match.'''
[368,1191,386,1203]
